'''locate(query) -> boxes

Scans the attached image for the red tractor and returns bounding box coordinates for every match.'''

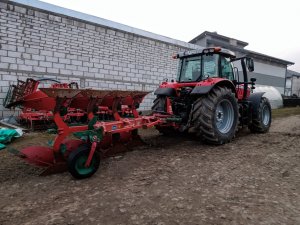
[152,47,272,144]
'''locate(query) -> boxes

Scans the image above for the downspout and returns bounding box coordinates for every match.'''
[284,67,287,96]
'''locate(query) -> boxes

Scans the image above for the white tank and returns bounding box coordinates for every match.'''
[253,85,283,109]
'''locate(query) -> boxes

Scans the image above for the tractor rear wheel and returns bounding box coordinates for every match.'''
[192,86,239,144]
[67,144,100,179]
[249,97,271,133]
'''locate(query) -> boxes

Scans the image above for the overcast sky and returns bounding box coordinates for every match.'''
[41,0,300,72]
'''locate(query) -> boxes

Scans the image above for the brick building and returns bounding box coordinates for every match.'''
[0,0,198,118]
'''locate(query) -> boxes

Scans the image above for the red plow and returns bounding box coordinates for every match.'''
[4,79,163,178]
[4,78,84,130]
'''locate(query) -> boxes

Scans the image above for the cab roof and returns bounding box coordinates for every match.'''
[176,47,236,59]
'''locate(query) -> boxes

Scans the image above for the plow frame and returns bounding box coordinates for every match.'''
[15,87,166,178]
[47,88,162,154]
[4,77,178,179]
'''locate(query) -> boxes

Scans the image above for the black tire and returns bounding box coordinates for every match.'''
[249,97,272,133]
[151,96,166,113]
[190,96,203,133]
[152,96,182,135]
[192,86,239,144]
[67,144,100,179]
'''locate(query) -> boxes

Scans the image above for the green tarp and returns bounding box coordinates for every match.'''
[0,143,5,150]
[0,128,22,150]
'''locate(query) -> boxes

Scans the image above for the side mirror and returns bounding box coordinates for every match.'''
[246,58,254,72]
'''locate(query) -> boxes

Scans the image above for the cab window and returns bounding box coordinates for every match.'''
[220,56,234,80]
[178,56,201,82]
[202,54,219,78]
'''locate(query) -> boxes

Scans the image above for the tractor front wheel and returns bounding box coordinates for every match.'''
[151,96,167,113]
[67,144,100,179]
[249,97,272,133]
[192,86,239,144]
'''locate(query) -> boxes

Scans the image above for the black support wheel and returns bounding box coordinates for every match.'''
[249,97,272,133]
[67,144,100,179]
[192,86,239,144]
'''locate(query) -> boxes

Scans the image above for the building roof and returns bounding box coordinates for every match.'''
[247,50,294,66]
[287,70,300,78]
[190,31,249,47]
[11,0,199,49]
[190,31,294,66]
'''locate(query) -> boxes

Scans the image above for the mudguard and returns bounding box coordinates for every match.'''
[190,86,213,94]
[191,80,236,95]
[154,87,176,96]
[248,92,265,115]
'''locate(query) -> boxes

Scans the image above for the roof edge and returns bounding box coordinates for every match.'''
[205,39,294,66]
[9,0,199,49]
[287,69,300,77]
[247,50,294,66]
[189,31,248,47]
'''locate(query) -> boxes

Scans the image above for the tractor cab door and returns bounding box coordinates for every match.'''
[202,54,219,78]
[220,56,250,100]
[220,56,234,80]
[231,57,254,100]
[203,54,235,80]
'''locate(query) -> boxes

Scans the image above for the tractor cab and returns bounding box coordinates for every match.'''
[175,47,236,83]
[172,47,255,101]
[154,47,255,102]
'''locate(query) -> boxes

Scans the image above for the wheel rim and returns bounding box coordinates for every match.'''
[75,155,95,175]
[215,99,234,134]
[262,105,270,126]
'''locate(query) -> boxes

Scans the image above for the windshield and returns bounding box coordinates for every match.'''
[177,54,220,82]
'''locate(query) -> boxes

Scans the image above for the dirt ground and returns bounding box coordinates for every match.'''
[0,115,299,225]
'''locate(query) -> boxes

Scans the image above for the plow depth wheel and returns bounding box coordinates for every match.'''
[67,145,100,179]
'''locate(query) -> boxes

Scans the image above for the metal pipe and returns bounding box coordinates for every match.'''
[241,58,248,100]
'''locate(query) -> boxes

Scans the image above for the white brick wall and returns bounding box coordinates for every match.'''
[0,1,196,118]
